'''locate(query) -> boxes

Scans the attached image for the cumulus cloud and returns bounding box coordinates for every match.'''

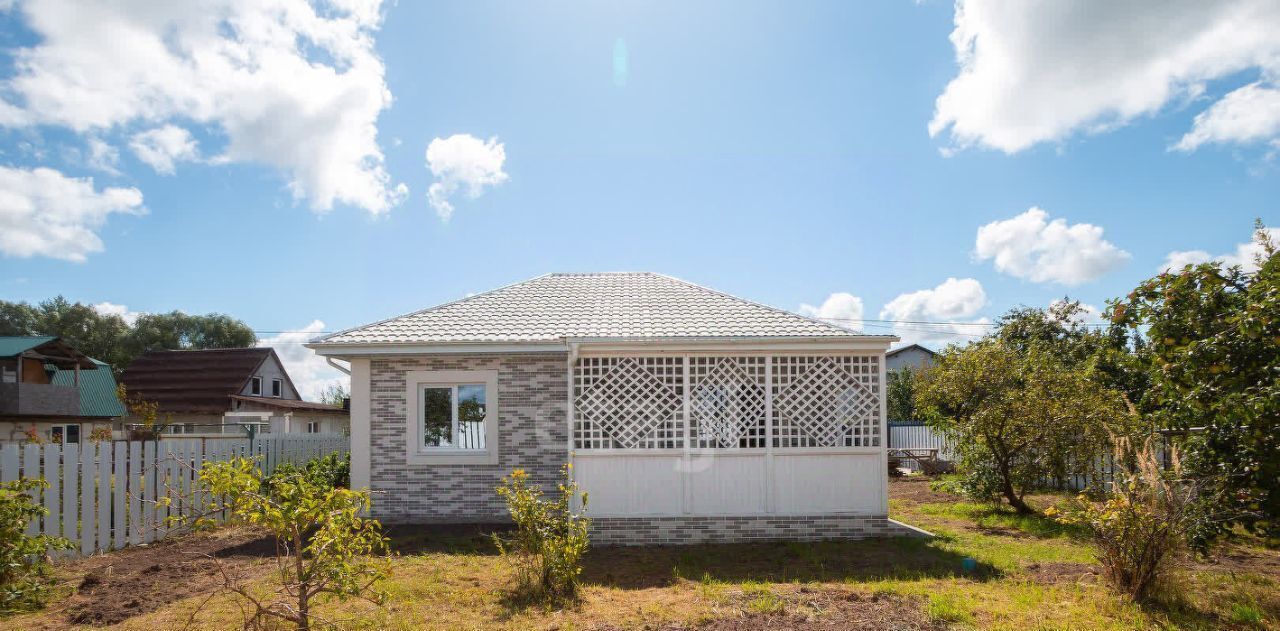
[425,134,509,220]
[0,165,145,262]
[798,292,864,331]
[129,125,199,175]
[86,137,121,175]
[0,0,405,213]
[1163,227,1280,273]
[258,320,349,402]
[975,207,1130,285]
[879,278,990,346]
[92,301,143,326]
[929,0,1280,154]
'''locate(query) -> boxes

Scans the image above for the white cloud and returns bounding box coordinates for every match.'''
[0,165,145,262]
[975,207,1130,285]
[258,320,349,402]
[92,301,143,325]
[425,134,509,220]
[129,125,199,175]
[0,0,405,214]
[1164,227,1280,273]
[879,278,990,346]
[798,292,864,331]
[1176,83,1280,151]
[929,0,1280,154]
[86,137,120,175]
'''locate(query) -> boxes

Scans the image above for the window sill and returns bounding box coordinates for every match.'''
[407,449,498,466]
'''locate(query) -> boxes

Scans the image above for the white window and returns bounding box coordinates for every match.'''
[50,424,80,444]
[271,378,283,398]
[306,421,320,434]
[405,369,499,465]
[250,376,262,396]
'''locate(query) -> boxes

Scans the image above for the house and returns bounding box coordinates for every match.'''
[119,348,348,437]
[0,336,125,444]
[885,343,937,372]
[308,272,919,545]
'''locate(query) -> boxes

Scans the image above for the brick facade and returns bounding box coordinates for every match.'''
[589,515,912,546]
[369,353,569,523]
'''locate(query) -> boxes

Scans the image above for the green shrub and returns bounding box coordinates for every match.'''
[493,465,590,602]
[196,457,389,630]
[261,451,350,497]
[1050,436,1199,602]
[0,478,73,615]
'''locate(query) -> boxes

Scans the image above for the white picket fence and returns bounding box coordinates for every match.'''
[888,423,953,471]
[0,434,349,558]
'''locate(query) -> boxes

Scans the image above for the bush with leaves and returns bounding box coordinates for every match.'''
[0,479,73,614]
[262,452,351,495]
[1049,436,1203,602]
[196,457,388,630]
[916,341,1131,513]
[493,465,590,602]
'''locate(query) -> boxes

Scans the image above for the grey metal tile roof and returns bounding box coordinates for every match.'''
[315,273,884,345]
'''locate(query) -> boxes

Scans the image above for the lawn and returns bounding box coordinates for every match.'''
[8,477,1279,630]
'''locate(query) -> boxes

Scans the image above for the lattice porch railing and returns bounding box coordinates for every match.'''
[573,354,882,450]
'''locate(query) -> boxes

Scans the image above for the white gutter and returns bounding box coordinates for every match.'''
[325,357,352,375]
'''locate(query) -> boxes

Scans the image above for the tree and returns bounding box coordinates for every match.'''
[1110,222,1279,541]
[319,382,349,407]
[916,341,1130,513]
[0,297,132,369]
[196,457,389,630]
[125,311,256,356]
[886,367,917,422]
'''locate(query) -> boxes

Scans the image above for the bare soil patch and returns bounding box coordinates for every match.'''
[889,476,961,506]
[654,589,945,631]
[45,527,276,627]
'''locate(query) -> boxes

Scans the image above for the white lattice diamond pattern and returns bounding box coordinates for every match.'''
[689,358,766,447]
[774,357,877,446]
[575,357,683,449]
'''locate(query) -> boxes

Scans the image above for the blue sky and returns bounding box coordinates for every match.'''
[1,1,1277,396]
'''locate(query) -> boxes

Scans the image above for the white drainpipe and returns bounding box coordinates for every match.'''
[325,357,351,375]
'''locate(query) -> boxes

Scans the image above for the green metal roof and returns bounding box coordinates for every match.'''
[49,358,126,418]
[0,336,58,358]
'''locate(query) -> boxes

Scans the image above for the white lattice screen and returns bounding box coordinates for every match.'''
[573,354,881,450]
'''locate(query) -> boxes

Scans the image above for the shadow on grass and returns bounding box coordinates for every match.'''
[383,523,510,556]
[916,501,1091,540]
[581,536,1000,589]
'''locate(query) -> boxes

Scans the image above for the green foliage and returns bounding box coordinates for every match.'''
[1110,222,1280,543]
[263,452,351,493]
[0,296,256,377]
[0,479,73,615]
[1050,437,1201,602]
[916,340,1131,513]
[493,465,590,603]
[197,457,389,630]
[319,383,349,407]
[886,367,917,422]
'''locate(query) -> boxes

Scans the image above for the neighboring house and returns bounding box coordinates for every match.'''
[885,343,937,372]
[119,348,348,437]
[308,272,914,545]
[0,336,125,444]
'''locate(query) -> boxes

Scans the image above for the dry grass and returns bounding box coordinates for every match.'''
[6,478,1278,630]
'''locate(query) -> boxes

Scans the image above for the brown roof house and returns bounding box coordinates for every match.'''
[308,272,925,545]
[120,348,348,437]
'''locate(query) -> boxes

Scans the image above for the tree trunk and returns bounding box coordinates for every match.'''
[998,459,1034,514]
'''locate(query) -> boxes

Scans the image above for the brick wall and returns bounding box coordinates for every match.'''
[369,353,569,523]
[589,515,913,546]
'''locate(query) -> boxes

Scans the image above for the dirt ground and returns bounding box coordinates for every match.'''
[653,589,946,631]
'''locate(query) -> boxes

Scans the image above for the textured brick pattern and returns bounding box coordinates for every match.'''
[369,353,569,523]
[589,515,908,546]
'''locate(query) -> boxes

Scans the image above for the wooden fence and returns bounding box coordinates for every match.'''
[0,434,349,558]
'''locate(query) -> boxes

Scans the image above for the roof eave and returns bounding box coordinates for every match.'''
[308,335,897,356]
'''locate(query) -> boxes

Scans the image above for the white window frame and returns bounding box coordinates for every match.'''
[306,421,320,434]
[50,423,81,444]
[249,376,262,396]
[404,369,499,465]
[271,378,283,398]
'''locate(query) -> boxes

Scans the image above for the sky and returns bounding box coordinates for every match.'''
[1,0,1278,399]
